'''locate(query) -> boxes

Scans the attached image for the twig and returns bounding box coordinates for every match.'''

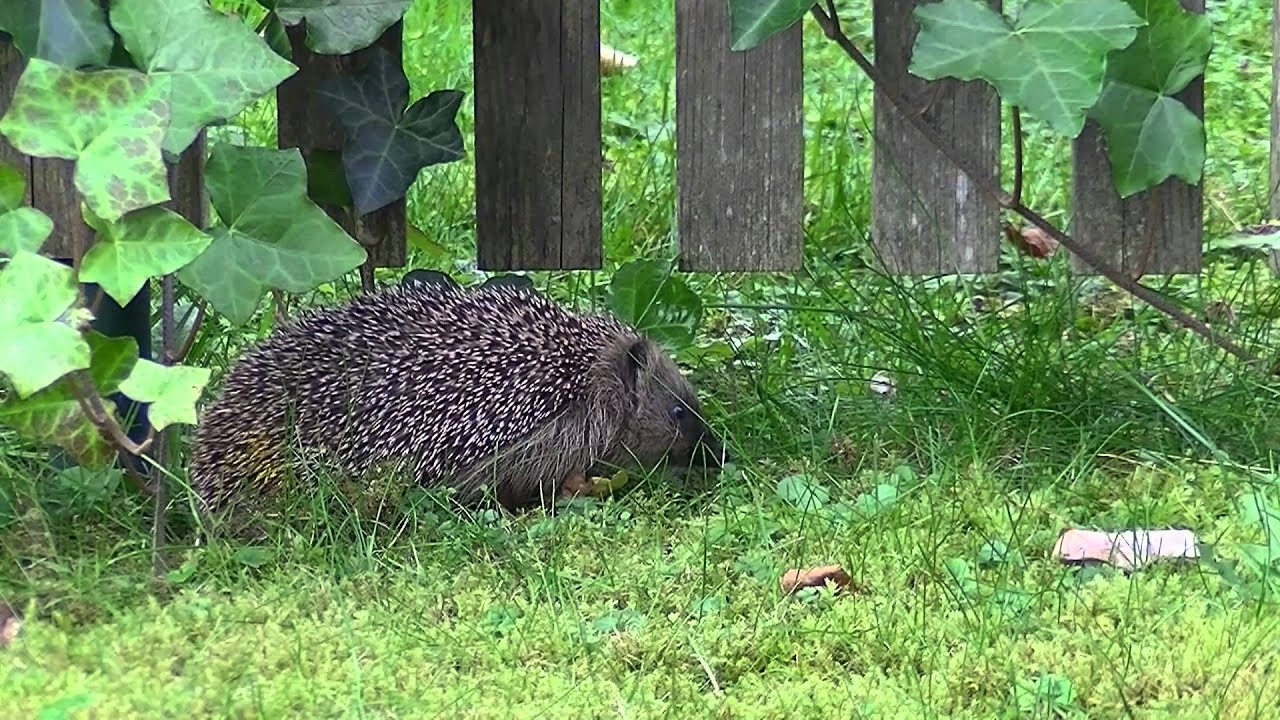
[359,261,375,294]
[153,275,177,576]
[1011,106,1023,207]
[808,4,1269,373]
[166,300,206,365]
[272,288,288,325]
[69,372,157,495]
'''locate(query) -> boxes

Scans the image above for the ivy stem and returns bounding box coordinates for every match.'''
[807,3,1269,374]
[152,275,177,576]
[167,300,207,365]
[1011,106,1023,207]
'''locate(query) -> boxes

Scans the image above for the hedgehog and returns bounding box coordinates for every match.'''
[188,279,727,522]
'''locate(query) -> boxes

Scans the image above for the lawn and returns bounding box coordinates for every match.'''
[3,1,1280,718]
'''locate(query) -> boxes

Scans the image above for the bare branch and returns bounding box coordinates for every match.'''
[68,371,157,496]
[808,4,1269,373]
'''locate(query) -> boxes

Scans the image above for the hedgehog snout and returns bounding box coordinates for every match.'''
[689,426,729,469]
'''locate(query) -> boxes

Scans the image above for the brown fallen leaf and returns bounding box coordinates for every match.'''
[1004,224,1060,259]
[780,565,851,595]
[0,604,20,649]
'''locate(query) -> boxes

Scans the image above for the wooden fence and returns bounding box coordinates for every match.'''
[2,0,1276,285]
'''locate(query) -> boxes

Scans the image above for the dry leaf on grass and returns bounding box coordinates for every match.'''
[0,604,20,649]
[780,565,851,595]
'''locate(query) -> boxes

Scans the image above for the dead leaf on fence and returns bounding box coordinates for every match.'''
[0,604,20,649]
[1004,224,1060,259]
[780,565,853,595]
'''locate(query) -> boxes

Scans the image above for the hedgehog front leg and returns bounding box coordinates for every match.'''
[557,470,594,499]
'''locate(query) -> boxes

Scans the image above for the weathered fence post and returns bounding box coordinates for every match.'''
[1070,0,1205,277]
[675,0,803,272]
[276,21,407,271]
[1271,0,1279,275]
[472,0,602,270]
[871,0,1002,275]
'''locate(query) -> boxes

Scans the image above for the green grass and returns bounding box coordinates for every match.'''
[3,0,1280,717]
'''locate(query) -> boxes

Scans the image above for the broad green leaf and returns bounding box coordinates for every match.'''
[0,165,54,256]
[0,251,89,397]
[273,0,412,55]
[852,483,900,519]
[775,473,828,512]
[0,0,114,68]
[728,0,814,51]
[80,205,213,307]
[177,144,367,325]
[0,331,136,469]
[607,259,704,350]
[110,0,298,156]
[0,207,53,257]
[1086,0,1211,197]
[0,59,171,222]
[118,359,210,431]
[261,12,293,60]
[0,162,23,211]
[316,47,464,214]
[909,0,1144,136]
[304,148,354,208]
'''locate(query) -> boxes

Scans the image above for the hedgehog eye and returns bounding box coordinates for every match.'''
[668,405,686,423]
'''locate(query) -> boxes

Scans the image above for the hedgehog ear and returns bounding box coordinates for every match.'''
[618,339,649,392]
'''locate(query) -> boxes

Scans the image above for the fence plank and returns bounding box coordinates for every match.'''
[1271,0,1279,275]
[871,0,1002,275]
[674,0,803,272]
[1070,0,1205,277]
[277,22,407,269]
[472,0,601,270]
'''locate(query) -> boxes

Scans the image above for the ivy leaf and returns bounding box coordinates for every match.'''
[0,162,22,211]
[0,251,89,398]
[272,0,412,55]
[80,205,213,307]
[118,359,210,431]
[177,144,367,325]
[607,259,704,350]
[775,474,829,513]
[0,331,139,469]
[909,0,1144,136]
[0,59,171,222]
[1086,0,1211,197]
[728,0,814,51]
[0,0,114,68]
[316,47,464,214]
[0,163,54,257]
[109,0,298,156]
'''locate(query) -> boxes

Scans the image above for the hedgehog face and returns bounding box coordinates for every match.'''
[618,339,727,474]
